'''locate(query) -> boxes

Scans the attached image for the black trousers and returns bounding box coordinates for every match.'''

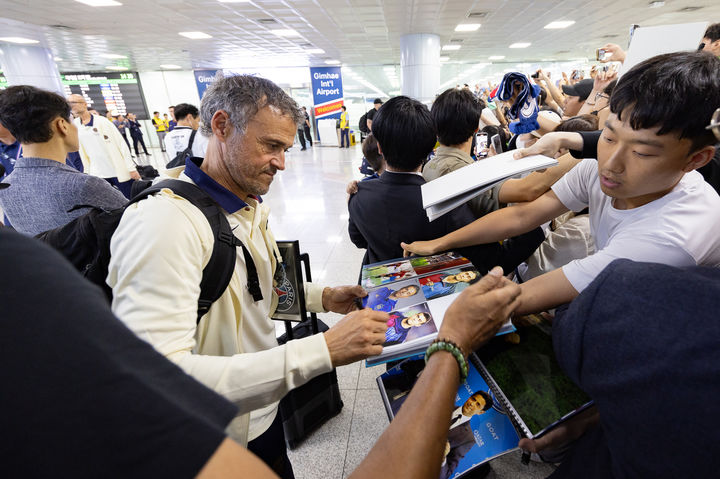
[131,134,149,155]
[303,126,313,146]
[297,129,306,149]
[247,412,295,479]
[119,130,132,152]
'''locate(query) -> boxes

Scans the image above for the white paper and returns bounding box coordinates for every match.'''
[421,151,558,213]
[621,22,708,77]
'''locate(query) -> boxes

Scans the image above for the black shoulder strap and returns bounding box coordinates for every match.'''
[187,129,197,149]
[131,179,263,323]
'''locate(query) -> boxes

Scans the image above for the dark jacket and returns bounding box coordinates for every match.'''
[347,171,506,272]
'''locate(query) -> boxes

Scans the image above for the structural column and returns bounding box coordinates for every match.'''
[400,33,440,104]
[0,44,64,95]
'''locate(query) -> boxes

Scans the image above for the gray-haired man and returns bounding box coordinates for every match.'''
[107,74,389,477]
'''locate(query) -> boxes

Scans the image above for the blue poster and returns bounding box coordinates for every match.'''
[194,70,219,98]
[309,66,344,120]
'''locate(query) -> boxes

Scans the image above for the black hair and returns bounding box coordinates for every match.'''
[538,88,547,106]
[610,51,720,151]
[432,88,483,146]
[555,114,599,133]
[0,85,72,144]
[603,79,617,96]
[361,133,383,171]
[371,96,437,171]
[704,23,720,42]
[153,111,159,115]
[341,105,346,111]
[481,125,509,150]
[173,103,199,121]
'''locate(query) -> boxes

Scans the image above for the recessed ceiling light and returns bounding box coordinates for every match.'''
[179,31,212,39]
[271,29,300,37]
[442,45,461,51]
[509,42,531,48]
[440,56,450,62]
[324,59,340,65]
[544,21,575,29]
[74,0,121,6]
[455,24,481,32]
[307,48,325,54]
[489,55,505,60]
[100,53,127,59]
[160,64,181,69]
[106,65,128,71]
[0,37,40,44]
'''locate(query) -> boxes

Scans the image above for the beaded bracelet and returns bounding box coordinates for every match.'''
[425,338,469,382]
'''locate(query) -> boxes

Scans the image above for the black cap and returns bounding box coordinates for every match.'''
[561,79,594,101]
[373,98,383,105]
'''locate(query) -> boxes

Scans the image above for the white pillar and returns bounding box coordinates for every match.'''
[0,44,64,95]
[400,33,440,104]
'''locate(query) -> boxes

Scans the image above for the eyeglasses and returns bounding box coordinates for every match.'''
[594,92,610,102]
[707,108,720,142]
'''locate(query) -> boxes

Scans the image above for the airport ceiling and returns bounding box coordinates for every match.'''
[0,0,718,94]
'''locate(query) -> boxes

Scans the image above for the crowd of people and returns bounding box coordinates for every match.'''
[0,21,719,479]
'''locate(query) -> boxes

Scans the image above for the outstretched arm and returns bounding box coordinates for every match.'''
[402,191,569,257]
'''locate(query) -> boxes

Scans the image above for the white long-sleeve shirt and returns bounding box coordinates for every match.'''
[75,115,135,182]
[107,169,333,445]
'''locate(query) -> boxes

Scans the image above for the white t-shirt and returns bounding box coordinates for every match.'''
[552,158,720,292]
[164,127,209,161]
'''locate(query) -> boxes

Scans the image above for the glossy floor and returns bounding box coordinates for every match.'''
[147,142,556,479]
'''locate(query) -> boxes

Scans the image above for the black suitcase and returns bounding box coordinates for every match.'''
[276,251,344,449]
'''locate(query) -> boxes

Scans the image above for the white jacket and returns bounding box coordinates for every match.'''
[107,172,333,445]
[75,115,135,182]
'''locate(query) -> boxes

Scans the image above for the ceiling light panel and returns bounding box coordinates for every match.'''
[271,29,300,37]
[0,37,40,44]
[179,31,212,39]
[509,43,531,48]
[74,0,122,6]
[544,21,575,29]
[442,45,461,51]
[455,24,481,32]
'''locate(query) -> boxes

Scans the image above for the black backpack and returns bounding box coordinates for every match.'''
[36,179,263,323]
[166,129,198,169]
[358,112,369,134]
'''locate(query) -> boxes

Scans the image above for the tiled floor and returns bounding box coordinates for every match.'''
[143,142,556,478]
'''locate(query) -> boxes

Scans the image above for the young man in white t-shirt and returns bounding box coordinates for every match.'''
[403,51,720,315]
[164,103,209,162]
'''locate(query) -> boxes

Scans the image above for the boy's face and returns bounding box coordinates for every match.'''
[598,113,701,209]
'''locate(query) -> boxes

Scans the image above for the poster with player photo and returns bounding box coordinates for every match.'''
[271,240,307,322]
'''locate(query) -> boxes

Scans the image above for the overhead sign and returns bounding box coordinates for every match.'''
[61,71,149,119]
[310,67,344,120]
[194,70,219,98]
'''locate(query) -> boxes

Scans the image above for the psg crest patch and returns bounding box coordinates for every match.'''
[274,262,296,313]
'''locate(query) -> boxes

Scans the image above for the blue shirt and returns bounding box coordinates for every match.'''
[364,286,397,312]
[0,141,21,179]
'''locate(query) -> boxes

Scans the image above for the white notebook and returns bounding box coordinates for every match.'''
[421,151,558,220]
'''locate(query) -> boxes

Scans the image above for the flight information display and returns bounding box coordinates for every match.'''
[61,72,149,119]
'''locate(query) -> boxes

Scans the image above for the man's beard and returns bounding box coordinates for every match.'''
[225,136,277,197]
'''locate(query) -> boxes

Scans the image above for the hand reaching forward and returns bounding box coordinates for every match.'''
[401,239,442,258]
[322,285,367,314]
[438,266,521,355]
[323,309,389,367]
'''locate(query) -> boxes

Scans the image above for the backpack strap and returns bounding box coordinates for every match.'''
[187,129,197,149]
[131,179,263,323]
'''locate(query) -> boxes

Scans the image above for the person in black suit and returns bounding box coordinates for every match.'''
[347,96,536,274]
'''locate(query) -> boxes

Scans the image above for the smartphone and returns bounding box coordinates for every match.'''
[596,48,607,61]
[491,134,503,154]
[475,133,488,157]
[530,71,540,79]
